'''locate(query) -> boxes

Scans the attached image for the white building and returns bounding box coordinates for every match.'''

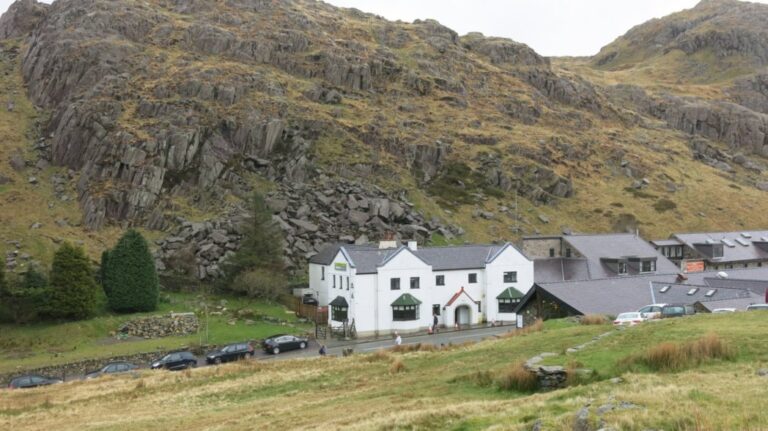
[305,241,534,336]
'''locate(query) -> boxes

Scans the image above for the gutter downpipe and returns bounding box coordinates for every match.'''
[649,281,657,304]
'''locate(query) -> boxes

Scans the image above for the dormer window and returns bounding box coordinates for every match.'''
[712,244,724,258]
[618,261,628,275]
[640,259,656,273]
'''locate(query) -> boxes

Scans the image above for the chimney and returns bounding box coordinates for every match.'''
[379,231,398,249]
[407,240,418,251]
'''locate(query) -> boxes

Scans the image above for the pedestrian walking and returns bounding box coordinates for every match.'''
[319,344,327,356]
[394,331,402,346]
[432,313,439,333]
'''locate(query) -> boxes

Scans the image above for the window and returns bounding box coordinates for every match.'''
[726,264,733,269]
[705,289,717,297]
[618,261,628,275]
[744,263,749,268]
[331,305,348,322]
[321,266,325,280]
[390,278,400,290]
[640,260,655,273]
[436,275,445,286]
[565,248,572,258]
[712,245,724,258]
[468,273,477,284]
[549,248,555,257]
[503,271,517,283]
[332,275,336,289]
[432,304,441,316]
[392,305,419,321]
[346,276,350,290]
[498,298,519,313]
[410,277,420,289]
[659,285,671,293]
[687,288,699,295]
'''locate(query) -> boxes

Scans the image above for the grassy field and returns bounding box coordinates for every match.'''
[1,313,767,430]
[0,292,312,374]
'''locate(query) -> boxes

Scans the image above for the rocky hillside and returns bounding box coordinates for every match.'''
[2,0,768,277]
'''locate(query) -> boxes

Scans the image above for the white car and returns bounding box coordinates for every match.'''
[746,304,768,311]
[637,304,667,319]
[613,312,646,326]
[712,308,736,313]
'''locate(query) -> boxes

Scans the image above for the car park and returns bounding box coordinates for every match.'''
[613,312,646,326]
[151,351,198,371]
[661,304,695,318]
[206,342,255,365]
[746,303,768,311]
[637,304,666,319]
[84,362,138,379]
[8,375,62,389]
[263,334,309,354]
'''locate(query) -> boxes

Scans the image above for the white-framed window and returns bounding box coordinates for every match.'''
[468,273,477,284]
[410,277,420,289]
[393,305,419,321]
[390,278,400,290]
[436,275,445,286]
[503,271,517,283]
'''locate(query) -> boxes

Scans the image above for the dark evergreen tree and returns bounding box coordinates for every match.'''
[49,243,99,320]
[0,266,50,323]
[99,249,111,295]
[103,229,159,312]
[221,193,286,299]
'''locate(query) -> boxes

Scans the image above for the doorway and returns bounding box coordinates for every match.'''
[455,305,471,326]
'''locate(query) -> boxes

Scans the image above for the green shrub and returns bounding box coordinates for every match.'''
[230,268,286,300]
[103,229,159,313]
[48,243,99,320]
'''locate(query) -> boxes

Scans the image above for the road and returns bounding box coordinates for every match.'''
[61,325,518,380]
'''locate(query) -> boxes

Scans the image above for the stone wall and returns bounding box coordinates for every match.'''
[0,350,164,385]
[118,313,199,338]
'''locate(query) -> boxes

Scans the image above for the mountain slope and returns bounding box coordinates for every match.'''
[1,0,768,274]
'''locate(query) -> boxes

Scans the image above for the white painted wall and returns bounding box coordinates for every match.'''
[309,244,535,336]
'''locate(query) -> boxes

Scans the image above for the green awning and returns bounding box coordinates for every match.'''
[329,296,349,307]
[496,287,524,300]
[391,293,423,307]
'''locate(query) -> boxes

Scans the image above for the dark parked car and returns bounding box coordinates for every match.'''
[8,375,62,389]
[84,362,138,379]
[151,351,198,371]
[263,334,309,355]
[661,304,695,318]
[205,342,255,365]
[302,294,319,306]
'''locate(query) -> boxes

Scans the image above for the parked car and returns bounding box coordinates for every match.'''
[661,304,695,318]
[151,351,198,371]
[263,334,309,354]
[746,303,768,311]
[8,375,62,389]
[84,362,138,379]
[302,294,319,306]
[613,312,646,326]
[712,308,737,313]
[637,303,667,319]
[205,342,255,365]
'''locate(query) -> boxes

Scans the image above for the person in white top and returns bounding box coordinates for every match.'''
[394,332,402,346]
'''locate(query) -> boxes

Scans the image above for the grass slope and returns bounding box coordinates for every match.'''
[2,313,767,430]
[0,292,311,374]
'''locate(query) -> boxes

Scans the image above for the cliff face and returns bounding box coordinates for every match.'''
[3,0,768,275]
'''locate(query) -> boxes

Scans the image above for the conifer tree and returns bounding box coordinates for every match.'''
[103,229,159,312]
[49,243,99,320]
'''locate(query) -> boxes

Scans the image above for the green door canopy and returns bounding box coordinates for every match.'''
[330,296,349,307]
[496,287,524,300]
[391,293,423,307]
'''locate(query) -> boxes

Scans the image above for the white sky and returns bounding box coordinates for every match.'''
[2,0,767,56]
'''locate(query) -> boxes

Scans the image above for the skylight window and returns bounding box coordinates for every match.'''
[705,289,717,297]
[741,233,752,238]
[705,239,715,244]
[735,238,750,246]
[761,237,768,242]
[687,288,699,295]
[721,239,736,248]
[659,285,671,293]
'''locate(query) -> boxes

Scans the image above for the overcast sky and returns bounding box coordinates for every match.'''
[2,0,766,56]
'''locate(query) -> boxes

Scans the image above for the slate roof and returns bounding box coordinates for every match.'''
[703,277,768,297]
[563,233,680,278]
[524,267,768,316]
[329,296,349,307]
[533,258,591,283]
[650,239,683,247]
[695,296,764,312]
[671,230,768,263]
[310,243,514,274]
